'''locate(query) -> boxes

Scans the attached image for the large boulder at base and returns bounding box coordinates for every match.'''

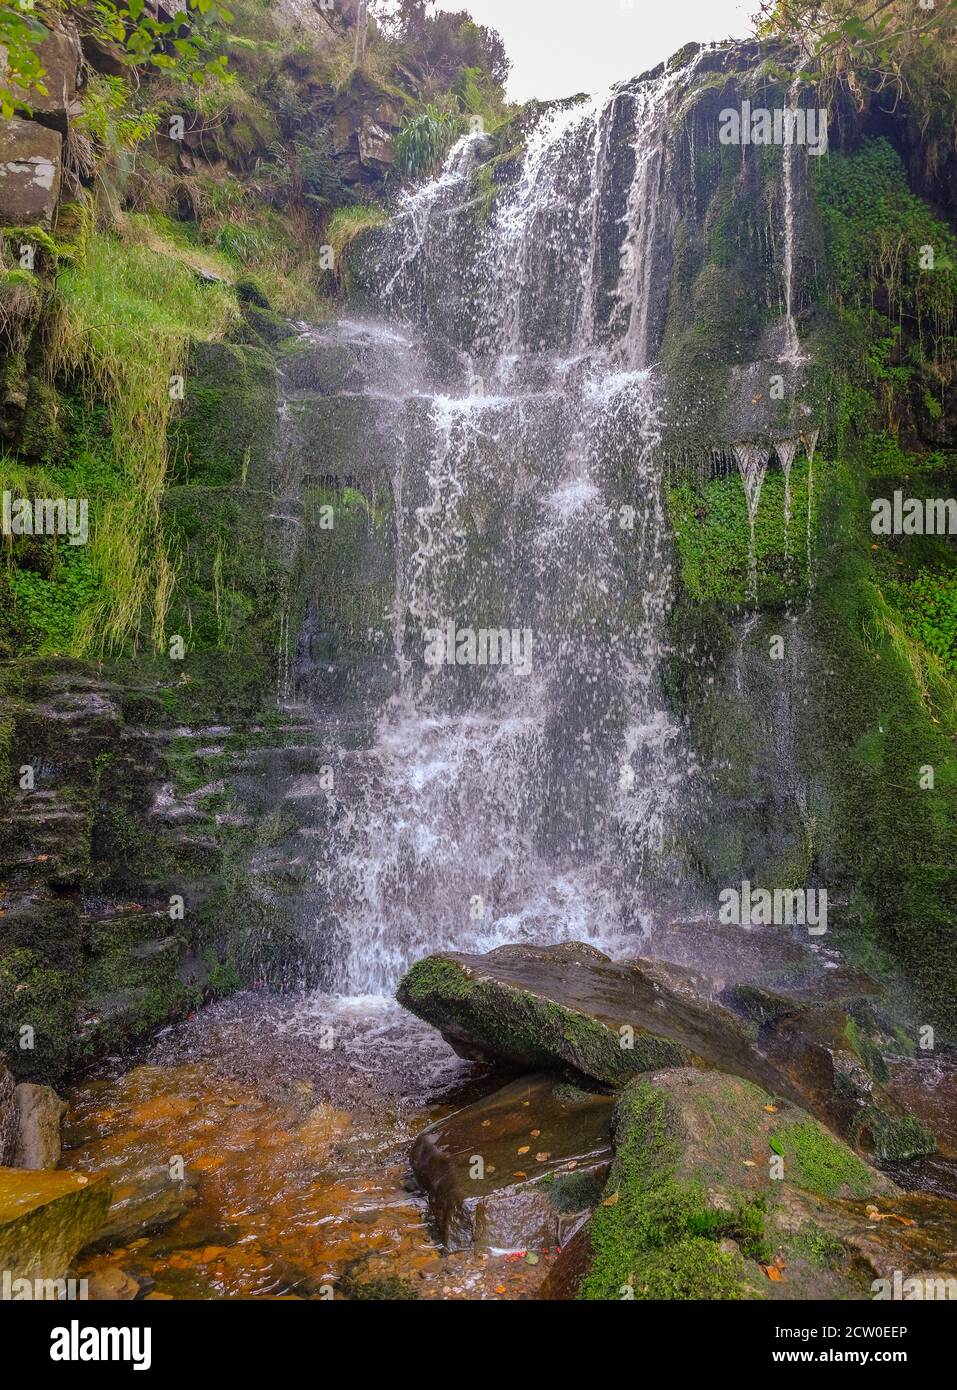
[397,942,934,1158]
[13,1083,66,1170]
[0,118,62,227]
[411,1073,615,1253]
[0,1060,17,1165]
[398,942,687,1085]
[548,1069,957,1301]
[0,1167,111,1283]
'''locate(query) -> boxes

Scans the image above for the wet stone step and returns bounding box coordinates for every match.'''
[410,1072,614,1254]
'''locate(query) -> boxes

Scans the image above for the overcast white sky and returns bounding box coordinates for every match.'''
[436,0,759,101]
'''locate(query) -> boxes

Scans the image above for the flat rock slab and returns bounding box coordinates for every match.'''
[397,942,930,1156]
[411,1073,614,1252]
[0,1167,111,1282]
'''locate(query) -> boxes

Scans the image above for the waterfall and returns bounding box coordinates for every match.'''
[780,78,804,364]
[292,59,711,997]
[803,427,820,591]
[775,437,800,559]
[733,444,770,604]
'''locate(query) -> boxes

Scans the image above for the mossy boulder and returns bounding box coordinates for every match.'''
[0,1167,111,1282]
[397,943,688,1086]
[397,942,931,1155]
[570,1069,905,1301]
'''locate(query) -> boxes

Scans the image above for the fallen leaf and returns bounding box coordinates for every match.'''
[530,1129,541,1138]
[495,1285,506,1295]
[603,1190,620,1207]
[760,1264,784,1282]
[517,1145,530,1154]
[513,1171,527,1179]
[481,1119,491,1127]
[763,1104,778,1113]
[535,1152,551,1163]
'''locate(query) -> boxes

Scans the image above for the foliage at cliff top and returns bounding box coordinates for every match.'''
[1,0,233,118]
[757,0,957,179]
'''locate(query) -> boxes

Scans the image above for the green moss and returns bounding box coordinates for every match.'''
[787,1223,845,1270]
[854,1111,936,1162]
[169,341,277,488]
[0,951,78,1083]
[814,139,957,355]
[548,1168,604,1214]
[578,1084,748,1301]
[400,956,472,1004]
[774,1118,877,1199]
[668,462,819,606]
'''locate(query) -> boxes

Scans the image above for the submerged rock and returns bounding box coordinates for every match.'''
[91,1162,197,1247]
[12,1083,66,1170]
[0,1167,111,1282]
[397,942,933,1157]
[411,1072,614,1253]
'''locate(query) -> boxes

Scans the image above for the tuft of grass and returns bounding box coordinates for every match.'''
[49,230,238,655]
[326,205,388,289]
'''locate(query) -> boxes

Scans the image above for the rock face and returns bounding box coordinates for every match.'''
[555,1068,914,1301]
[13,1083,66,1170]
[0,118,62,226]
[4,21,83,130]
[411,1073,614,1252]
[0,1167,111,1282]
[0,1059,17,1166]
[397,942,934,1158]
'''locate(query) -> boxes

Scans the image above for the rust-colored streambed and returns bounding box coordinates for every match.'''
[65,994,554,1300]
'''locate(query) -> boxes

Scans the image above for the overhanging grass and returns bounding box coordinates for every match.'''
[49,231,238,655]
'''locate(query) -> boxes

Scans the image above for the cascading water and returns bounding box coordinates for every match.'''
[732,443,771,604]
[779,78,804,364]
[298,67,699,998]
[775,436,800,558]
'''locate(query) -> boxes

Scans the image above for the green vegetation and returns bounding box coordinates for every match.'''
[772,1118,876,1198]
[49,226,237,654]
[579,1084,748,1301]
[814,139,957,359]
[1,1,233,119]
[395,103,464,179]
[668,462,818,606]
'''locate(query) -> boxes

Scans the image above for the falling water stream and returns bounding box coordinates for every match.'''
[65,56,894,1299]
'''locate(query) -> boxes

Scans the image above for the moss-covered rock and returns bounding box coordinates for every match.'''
[0,1167,111,1282]
[397,944,688,1085]
[574,1069,898,1301]
[397,942,931,1154]
[169,341,278,488]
